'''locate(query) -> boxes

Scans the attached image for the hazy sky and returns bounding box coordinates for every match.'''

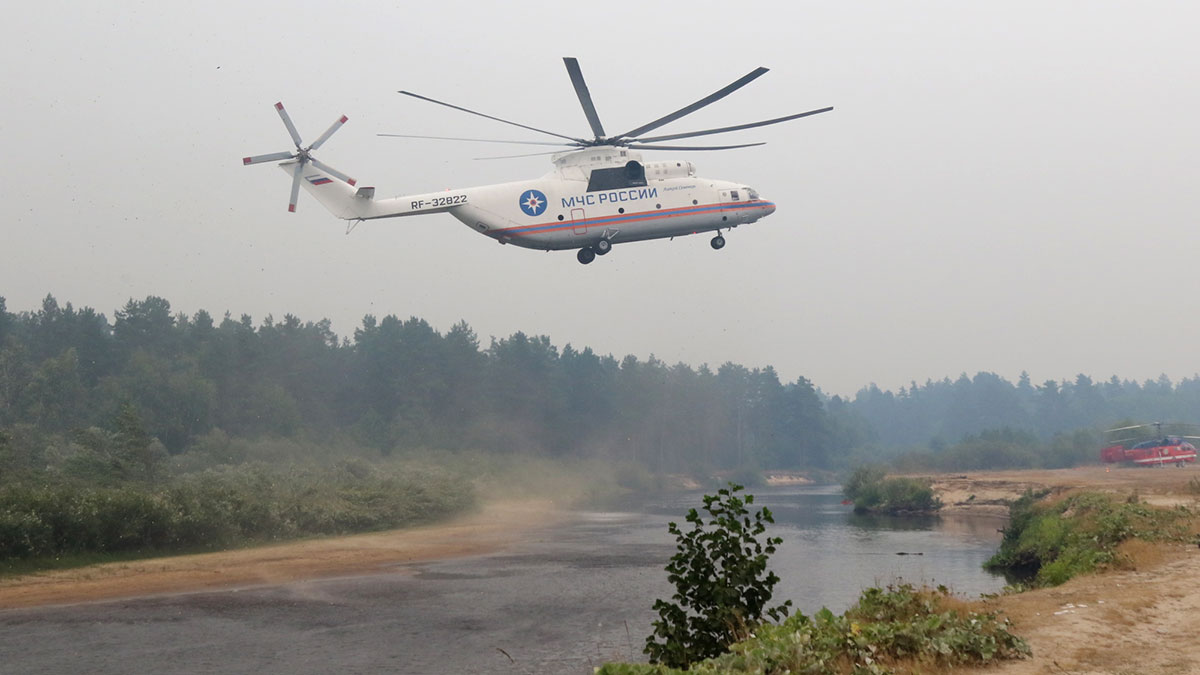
[3,1,1198,396]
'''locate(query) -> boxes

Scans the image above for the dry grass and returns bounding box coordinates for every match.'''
[1116,537,1172,570]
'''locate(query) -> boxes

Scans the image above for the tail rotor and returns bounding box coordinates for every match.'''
[243,102,357,212]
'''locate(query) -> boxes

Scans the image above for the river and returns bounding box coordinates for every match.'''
[0,485,1007,674]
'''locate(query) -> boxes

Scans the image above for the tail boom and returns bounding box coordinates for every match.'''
[282,162,464,220]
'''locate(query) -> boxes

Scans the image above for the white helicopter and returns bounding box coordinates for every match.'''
[243,58,831,264]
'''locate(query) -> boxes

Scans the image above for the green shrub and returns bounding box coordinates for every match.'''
[644,483,790,669]
[985,490,1193,586]
[0,462,476,569]
[602,583,1029,674]
[843,466,941,514]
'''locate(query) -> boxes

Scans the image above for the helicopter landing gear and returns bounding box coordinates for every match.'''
[710,234,726,250]
[577,247,596,265]
[594,238,612,256]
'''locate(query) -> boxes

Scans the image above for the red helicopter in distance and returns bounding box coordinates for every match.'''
[1100,422,1199,467]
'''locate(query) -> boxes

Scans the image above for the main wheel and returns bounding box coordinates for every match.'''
[710,235,726,250]
[594,238,612,255]
[577,247,596,264]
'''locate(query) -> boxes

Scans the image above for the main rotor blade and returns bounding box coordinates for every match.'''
[563,57,606,138]
[377,133,575,147]
[288,161,303,213]
[398,91,586,144]
[1106,424,1152,432]
[308,115,348,151]
[473,150,567,160]
[243,151,296,165]
[614,67,769,140]
[635,107,834,143]
[308,157,357,186]
[625,142,766,151]
[275,102,304,148]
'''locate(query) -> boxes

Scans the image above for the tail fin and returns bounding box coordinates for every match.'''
[279,161,376,220]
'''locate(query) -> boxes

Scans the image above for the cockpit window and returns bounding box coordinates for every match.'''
[730,190,740,201]
[747,188,759,200]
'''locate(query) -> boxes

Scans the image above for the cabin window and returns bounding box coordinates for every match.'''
[730,190,740,201]
[586,160,648,192]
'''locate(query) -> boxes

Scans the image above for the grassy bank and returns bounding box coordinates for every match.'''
[984,489,1196,586]
[599,583,1029,674]
[0,460,474,572]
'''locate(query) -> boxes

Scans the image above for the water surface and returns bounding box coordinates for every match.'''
[0,484,1006,674]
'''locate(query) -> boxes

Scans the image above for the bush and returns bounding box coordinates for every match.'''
[601,583,1029,674]
[985,490,1194,586]
[0,462,476,567]
[843,466,941,514]
[644,483,790,669]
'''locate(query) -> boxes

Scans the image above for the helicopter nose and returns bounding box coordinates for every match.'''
[763,201,776,216]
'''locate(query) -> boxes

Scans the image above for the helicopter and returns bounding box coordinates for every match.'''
[1100,422,1199,467]
[242,58,832,264]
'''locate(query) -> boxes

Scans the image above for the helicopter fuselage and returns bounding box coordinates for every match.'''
[403,176,772,251]
[294,147,776,255]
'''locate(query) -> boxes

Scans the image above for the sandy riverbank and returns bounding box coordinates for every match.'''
[918,465,1200,675]
[0,499,563,609]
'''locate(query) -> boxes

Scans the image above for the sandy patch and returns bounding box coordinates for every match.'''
[921,465,1200,516]
[0,499,562,609]
[972,545,1200,674]
[924,465,1200,674]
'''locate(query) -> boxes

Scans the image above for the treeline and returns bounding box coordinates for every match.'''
[4,293,1199,478]
[840,370,1200,450]
[0,294,839,476]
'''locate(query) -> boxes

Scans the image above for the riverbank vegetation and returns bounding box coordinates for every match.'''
[602,583,1030,674]
[618,486,1028,674]
[0,457,474,571]
[644,484,790,668]
[842,466,942,514]
[984,489,1196,586]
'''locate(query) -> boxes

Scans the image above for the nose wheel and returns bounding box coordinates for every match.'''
[710,234,726,250]
[577,247,596,265]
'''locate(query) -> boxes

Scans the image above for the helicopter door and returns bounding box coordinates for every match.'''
[571,208,587,235]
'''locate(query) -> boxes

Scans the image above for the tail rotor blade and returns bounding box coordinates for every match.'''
[288,162,304,212]
[243,151,296,165]
[309,157,357,186]
[309,115,348,151]
[275,102,304,148]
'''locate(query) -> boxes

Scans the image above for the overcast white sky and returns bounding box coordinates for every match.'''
[2,1,1198,396]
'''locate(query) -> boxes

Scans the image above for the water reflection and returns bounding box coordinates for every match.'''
[641,483,1007,612]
